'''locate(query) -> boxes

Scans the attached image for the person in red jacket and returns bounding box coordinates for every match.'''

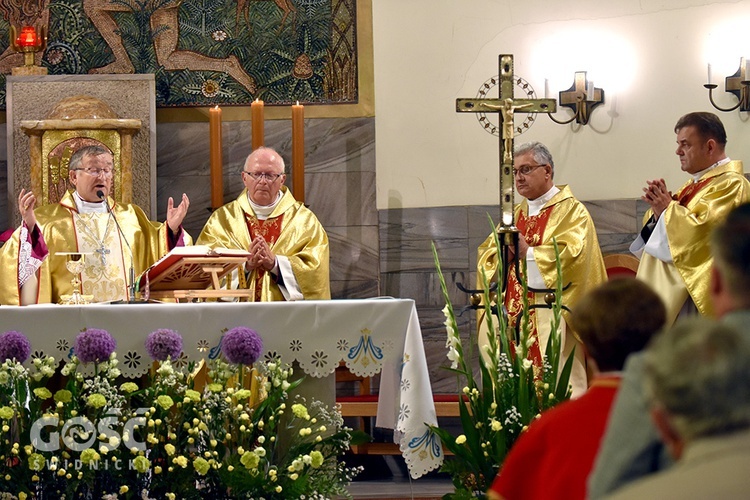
[487,278,666,500]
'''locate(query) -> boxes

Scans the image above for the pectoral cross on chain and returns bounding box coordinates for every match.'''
[456,54,556,230]
[96,245,110,266]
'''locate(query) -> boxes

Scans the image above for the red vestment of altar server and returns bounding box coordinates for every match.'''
[487,376,621,500]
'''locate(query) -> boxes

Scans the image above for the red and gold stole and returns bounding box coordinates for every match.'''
[503,207,553,366]
[245,214,284,301]
[674,177,712,207]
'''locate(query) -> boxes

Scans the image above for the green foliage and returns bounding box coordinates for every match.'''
[0,354,359,498]
[430,216,573,498]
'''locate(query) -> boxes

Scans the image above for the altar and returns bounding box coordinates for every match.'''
[0,298,443,478]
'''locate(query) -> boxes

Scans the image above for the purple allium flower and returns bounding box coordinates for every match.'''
[145,329,183,361]
[0,331,31,363]
[74,328,116,364]
[221,327,263,365]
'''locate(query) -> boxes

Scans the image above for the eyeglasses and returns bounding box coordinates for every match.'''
[243,171,284,182]
[512,164,547,177]
[74,167,114,178]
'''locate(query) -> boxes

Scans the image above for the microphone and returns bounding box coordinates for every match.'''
[98,190,137,303]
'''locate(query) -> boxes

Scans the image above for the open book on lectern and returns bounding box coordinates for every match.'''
[137,245,251,292]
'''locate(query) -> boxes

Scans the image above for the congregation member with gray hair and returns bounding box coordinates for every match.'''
[605,317,750,499]
[590,202,750,497]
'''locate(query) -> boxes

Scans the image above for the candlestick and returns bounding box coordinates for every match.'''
[292,101,305,203]
[251,99,264,150]
[209,105,223,209]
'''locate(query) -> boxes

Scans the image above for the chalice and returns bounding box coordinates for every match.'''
[57,252,93,305]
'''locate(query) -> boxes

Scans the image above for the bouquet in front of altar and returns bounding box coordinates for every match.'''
[429,222,573,499]
[0,325,361,499]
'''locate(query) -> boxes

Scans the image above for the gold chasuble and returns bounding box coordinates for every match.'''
[0,191,186,305]
[636,160,750,323]
[477,185,607,396]
[197,186,330,301]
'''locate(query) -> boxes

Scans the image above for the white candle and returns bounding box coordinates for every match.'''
[745,59,750,81]
[586,81,595,101]
[544,78,549,99]
[707,63,712,84]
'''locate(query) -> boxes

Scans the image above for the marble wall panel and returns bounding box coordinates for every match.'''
[155,117,380,301]
[326,226,379,282]
[583,199,638,233]
[382,271,470,309]
[378,198,646,371]
[331,280,379,299]
[379,206,469,273]
[307,171,377,227]
[636,198,650,229]
[469,205,503,273]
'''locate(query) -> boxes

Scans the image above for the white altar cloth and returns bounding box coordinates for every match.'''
[0,298,444,478]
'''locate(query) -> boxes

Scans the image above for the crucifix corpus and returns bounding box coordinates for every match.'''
[456,54,556,299]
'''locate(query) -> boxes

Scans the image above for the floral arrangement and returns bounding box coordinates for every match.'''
[0,325,360,499]
[430,226,574,499]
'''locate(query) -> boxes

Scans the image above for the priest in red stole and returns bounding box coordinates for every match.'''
[477,142,607,397]
[487,279,666,500]
[630,111,750,325]
[197,147,330,301]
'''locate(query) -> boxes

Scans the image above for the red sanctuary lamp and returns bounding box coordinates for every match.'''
[10,25,48,75]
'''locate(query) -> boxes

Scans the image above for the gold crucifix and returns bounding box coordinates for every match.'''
[456,54,556,229]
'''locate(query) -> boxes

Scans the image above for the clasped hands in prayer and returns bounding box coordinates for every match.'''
[246,237,276,272]
[641,178,673,218]
[505,234,530,262]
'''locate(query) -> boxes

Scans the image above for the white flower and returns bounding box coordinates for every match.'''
[522,358,532,371]
[525,335,536,349]
[447,347,460,369]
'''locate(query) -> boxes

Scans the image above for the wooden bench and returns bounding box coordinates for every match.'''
[336,362,469,454]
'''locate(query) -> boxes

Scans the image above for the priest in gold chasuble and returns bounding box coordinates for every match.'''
[631,112,750,325]
[0,145,192,306]
[478,142,607,397]
[197,147,330,301]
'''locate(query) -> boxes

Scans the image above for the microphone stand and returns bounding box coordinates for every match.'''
[98,190,139,303]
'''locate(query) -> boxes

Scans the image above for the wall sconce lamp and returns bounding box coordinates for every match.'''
[547,71,605,125]
[705,58,750,112]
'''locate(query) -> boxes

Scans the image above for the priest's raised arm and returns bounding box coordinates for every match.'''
[0,145,191,305]
[196,147,330,301]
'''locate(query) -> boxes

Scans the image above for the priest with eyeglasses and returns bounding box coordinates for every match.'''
[0,144,192,305]
[477,141,607,397]
[196,146,330,301]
